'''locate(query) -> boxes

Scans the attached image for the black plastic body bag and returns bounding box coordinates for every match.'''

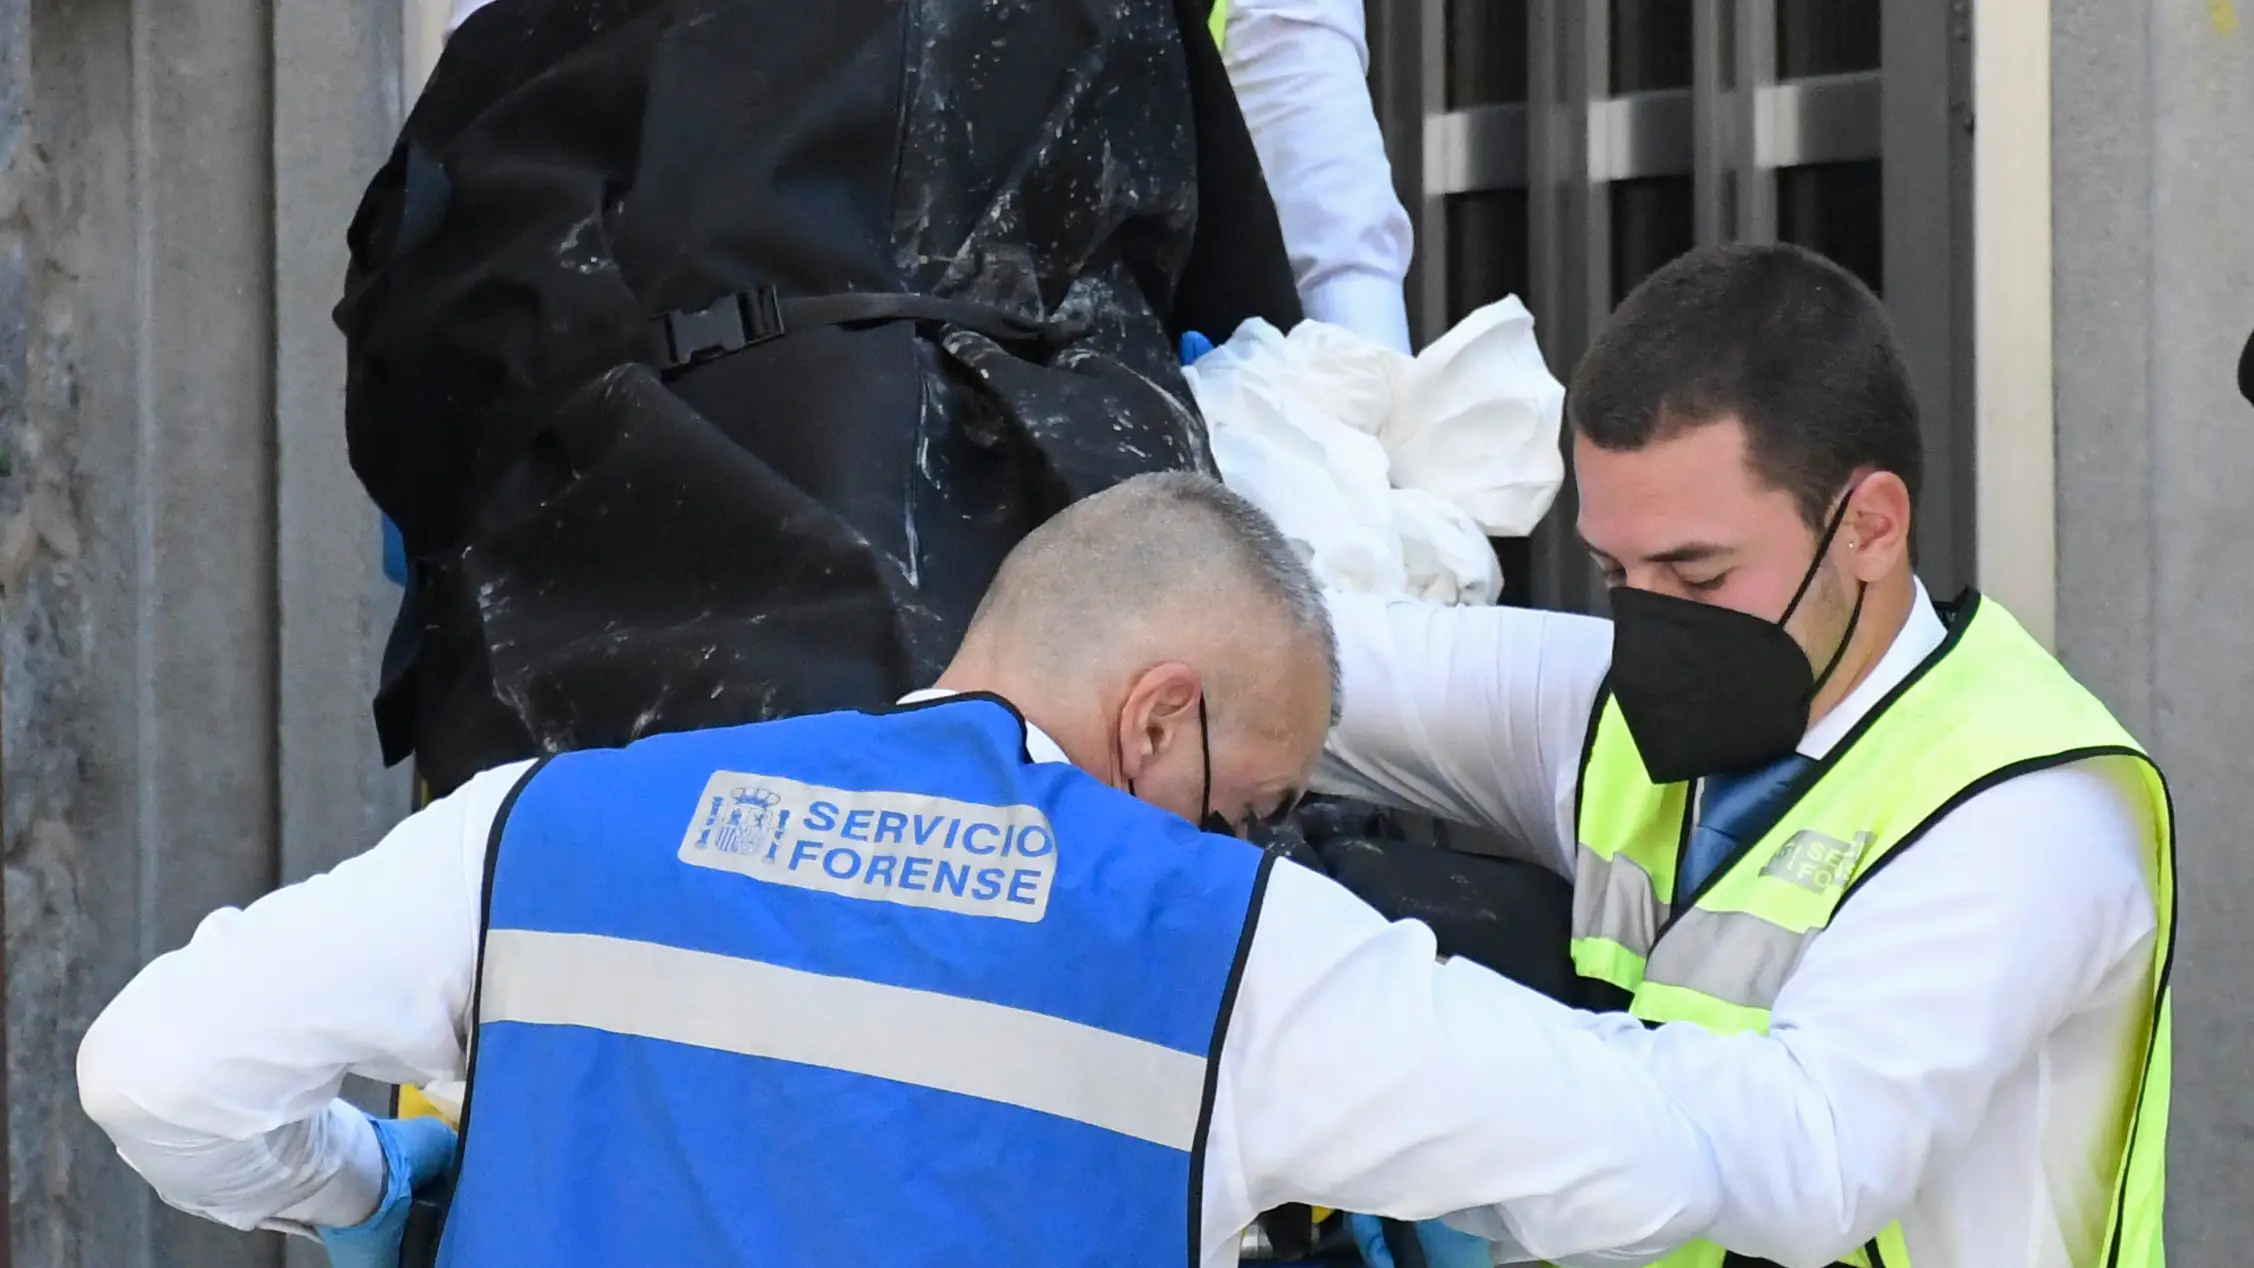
[346,13,1578,1256]
[338,0,1305,796]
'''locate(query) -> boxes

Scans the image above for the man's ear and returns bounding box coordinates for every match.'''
[1842,471,1912,583]
[1115,662,1202,783]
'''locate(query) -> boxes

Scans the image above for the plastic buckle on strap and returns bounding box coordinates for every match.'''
[655,287,789,371]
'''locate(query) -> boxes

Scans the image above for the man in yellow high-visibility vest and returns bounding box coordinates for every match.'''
[1325,242,2172,1268]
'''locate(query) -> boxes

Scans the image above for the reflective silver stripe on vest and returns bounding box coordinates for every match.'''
[479,929,1210,1150]
[1573,843,1670,956]
[1641,907,1818,1011]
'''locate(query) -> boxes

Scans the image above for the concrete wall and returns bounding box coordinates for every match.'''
[2053,0,2254,1259]
[1,0,407,1264]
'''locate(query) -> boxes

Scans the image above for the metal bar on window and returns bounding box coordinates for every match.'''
[1758,75,1882,167]
[1733,0,1779,240]
[1414,0,1452,346]
[1424,104,1529,197]
[1587,90,1694,184]
[1691,0,1731,244]
[1364,0,1437,346]
[1420,73,1879,196]
[1524,0,1610,615]
[1882,0,1976,593]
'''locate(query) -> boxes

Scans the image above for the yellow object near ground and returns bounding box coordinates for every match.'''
[396,1084,459,1130]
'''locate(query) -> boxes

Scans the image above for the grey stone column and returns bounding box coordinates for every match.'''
[2,0,405,1263]
[2054,2,2254,1259]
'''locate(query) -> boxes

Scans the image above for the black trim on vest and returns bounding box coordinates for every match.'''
[1834,739,2176,1268]
[1837,744,2144,906]
[1572,588,1985,1004]
[1571,673,1613,837]
[2107,768,2176,1268]
[1187,847,1279,1268]
[1575,977,1638,1014]
[1783,589,1983,786]
[1667,760,1825,917]
[870,691,1037,765]
[404,753,557,1267]
[1573,675,1698,1013]
[1666,779,1700,907]
[1721,1249,1875,1268]
[1588,592,2172,1268]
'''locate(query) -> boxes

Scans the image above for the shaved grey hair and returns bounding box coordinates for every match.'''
[963,472,1341,720]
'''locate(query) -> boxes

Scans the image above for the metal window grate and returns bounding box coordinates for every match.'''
[1365,0,1973,613]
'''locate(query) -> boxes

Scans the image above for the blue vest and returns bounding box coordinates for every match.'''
[436,696,1271,1268]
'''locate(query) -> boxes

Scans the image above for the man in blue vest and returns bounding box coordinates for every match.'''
[82,472,1723,1268]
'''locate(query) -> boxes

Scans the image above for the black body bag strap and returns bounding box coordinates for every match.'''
[463,283,1057,508]
[643,285,1055,375]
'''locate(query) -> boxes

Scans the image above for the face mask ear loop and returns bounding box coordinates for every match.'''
[1781,490,1859,627]
[1197,696,1215,827]
[1809,581,1868,698]
[1118,718,1136,800]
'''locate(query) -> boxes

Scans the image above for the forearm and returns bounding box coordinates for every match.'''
[1581,1019,1919,1264]
[1234,866,1721,1261]
[84,1079,384,1233]
[75,762,520,1233]
[1315,592,1610,870]
[1224,0,1413,351]
[1565,766,2161,1263]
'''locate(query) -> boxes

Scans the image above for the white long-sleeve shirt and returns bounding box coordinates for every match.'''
[1315,583,2164,1268]
[79,698,1718,1268]
[1219,0,1415,350]
[443,0,1415,351]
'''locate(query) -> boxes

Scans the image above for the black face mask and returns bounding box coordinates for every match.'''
[1607,497,1866,785]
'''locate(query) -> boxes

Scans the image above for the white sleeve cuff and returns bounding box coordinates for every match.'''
[267,1099,388,1230]
[1300,273,1414,354]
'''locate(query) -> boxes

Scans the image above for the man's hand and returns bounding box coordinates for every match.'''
[318,1114,457,1268]
[1350,1213,1495,1268]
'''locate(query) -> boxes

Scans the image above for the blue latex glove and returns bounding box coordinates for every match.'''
[1350,1213,1495,1268]
[380,514,409,588]
[318,1113,458,1268]
[1179,329,1216,365]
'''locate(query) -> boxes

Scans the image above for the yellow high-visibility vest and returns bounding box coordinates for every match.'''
[1574,592,2173,1268]
[1208,0,1228,47]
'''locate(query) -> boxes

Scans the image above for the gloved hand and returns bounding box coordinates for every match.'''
[1179,329,1217,365]
[317,1113,458,1268]
[380,514,409,588]
[1349,1213,1495,1268]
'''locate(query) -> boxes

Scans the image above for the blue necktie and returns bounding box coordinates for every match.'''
[1679,752,1817,900]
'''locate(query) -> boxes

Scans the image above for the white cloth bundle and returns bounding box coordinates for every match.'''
[1187,296,1566,605]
